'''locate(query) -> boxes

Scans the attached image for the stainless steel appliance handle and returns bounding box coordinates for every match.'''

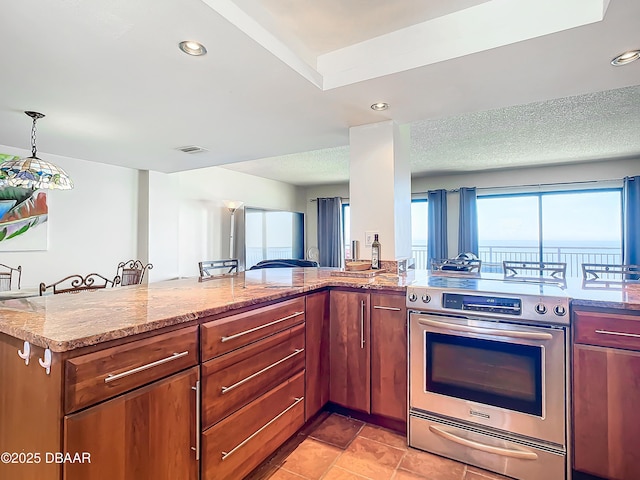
[360,300,365,349]
[221,396,304,460]
[104,351,189,383]
[220,311,304,343]
[373,305,402,311]
[429,425,538,460]
[595,329,640,339]
[417,318,553,341]
[221,349,304,393]
[191,380,201,460]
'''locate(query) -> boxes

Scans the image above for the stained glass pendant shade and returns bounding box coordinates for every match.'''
[0,111,73,190]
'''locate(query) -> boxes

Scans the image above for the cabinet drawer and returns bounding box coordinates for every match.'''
[371,292,406,312]
[202,324,305,429]
[574,311,640,351]
[65,326,198,413]
[202,371,305,480]
[201,297,305,361]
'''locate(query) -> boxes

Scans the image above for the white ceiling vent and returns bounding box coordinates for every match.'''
[177,145,208,154]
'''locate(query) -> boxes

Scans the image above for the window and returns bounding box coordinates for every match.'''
[342,202,351,258]
[341,200,428,267]
[477,189,622,276]
[411,200,428,269]
[244,208,304,269]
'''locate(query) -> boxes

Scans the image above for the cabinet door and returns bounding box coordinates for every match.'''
[573,344,640,480]
[305,290,330,420]
[370,293,407,422]
[330,290,370,413]
[64,367,199,480]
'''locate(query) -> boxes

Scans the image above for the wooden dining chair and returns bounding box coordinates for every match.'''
[39,273,118,295]
[0,263,22,291]
[115,260,153,286]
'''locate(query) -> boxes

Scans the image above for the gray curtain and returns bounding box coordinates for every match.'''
[458,187,478,255]
[317,197,343,267]
[623,176,640,267]
[428,189,448,266]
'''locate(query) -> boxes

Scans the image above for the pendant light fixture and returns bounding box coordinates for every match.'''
[0,111,73,190]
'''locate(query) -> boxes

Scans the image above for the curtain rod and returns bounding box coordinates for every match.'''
[309,197,349,202]
[412,178,621,196]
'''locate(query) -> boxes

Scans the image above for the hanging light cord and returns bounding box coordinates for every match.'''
[30,116,38,158]
[24,111,45,159]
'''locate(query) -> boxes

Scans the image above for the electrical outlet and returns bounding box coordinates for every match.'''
[365,231,378,247]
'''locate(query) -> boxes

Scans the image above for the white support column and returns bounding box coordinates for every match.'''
[349,121,411,262]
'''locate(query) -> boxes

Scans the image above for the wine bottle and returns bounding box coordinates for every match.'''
[371,234,381,269]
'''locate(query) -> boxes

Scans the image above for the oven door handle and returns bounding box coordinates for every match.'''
[429,425,538,460]
[417,318,553,341]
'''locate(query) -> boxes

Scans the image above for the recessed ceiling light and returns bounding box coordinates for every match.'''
[179,40,207,56]
[371,102,389,111]
[611,49,640,66]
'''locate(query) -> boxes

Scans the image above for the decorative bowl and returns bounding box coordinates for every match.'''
[345,261,372,271]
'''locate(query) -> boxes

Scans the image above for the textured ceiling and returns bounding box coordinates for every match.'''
[222,85,640,185]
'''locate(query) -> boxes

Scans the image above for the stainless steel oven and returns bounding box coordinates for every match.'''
[407,280,571,480]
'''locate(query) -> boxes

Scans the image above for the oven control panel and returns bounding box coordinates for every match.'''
[407,286,570,325]
[442,292,521,315]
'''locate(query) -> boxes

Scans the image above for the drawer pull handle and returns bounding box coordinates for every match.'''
[220,311,304,343]
[595,329,640,339]
[104,351,189,383]
[221,396,304,460]
[373,305,402,311]
[191,380,201,460]
[221,349,304,394]
[429,425,538,460]
[360,300,365,349]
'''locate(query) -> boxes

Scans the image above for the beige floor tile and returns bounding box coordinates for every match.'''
[398,448,465,480]
[308,413,365,449]
[279,438,341,480]
[322,466,372,480]
[358,425,408,450]
[335,436,405,480]
[392,470,430,480]
[265,468,309,480]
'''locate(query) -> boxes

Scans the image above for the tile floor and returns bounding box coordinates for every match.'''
[247,412,510,480]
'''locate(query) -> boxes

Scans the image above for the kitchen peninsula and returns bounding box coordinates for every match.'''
[1,269,639,480]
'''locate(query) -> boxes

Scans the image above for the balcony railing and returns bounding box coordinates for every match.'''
[411,245,622,277]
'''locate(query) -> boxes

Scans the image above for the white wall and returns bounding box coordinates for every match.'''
[0,144,138,288]
[175,166,305,278]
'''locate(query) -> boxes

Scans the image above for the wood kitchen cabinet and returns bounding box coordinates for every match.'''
[200,297,306,480]
[573,310,640,480]
[330,289,407,421]
[64,367,199,480]
[0,325,199,480]
[330,290,371,413]
[370,293,407,422]
[305,290,330,420]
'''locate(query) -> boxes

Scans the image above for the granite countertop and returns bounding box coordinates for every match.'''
[0,268,415,352]
[1,267,639,353]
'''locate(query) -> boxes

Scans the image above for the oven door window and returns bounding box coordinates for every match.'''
[426,332,543,416]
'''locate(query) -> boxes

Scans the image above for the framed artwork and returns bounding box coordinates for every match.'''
[0,154,48,251]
